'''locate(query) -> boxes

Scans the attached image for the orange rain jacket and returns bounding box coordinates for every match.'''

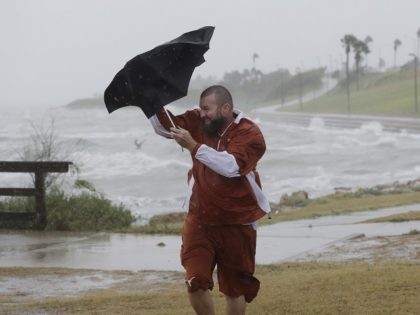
[150,108,270,225]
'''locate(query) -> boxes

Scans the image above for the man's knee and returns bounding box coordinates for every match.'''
[185,275,214,293]
[219,272,260,303]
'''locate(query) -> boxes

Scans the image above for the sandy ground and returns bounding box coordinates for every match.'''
[0,268,183,304]
[1,232,419,307]
[291,233,420,263]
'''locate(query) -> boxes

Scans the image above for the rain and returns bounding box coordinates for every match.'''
[1,0,420,313]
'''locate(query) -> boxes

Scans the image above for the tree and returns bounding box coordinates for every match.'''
[417,28,420,59]
[223,70,242,89]
[364,35,373,68]
[252,52,259,68]
[353,39,370,90]
[17,119,79,190]
[378,57,386,69]
[341,34,357,112]
[393,38,402,68]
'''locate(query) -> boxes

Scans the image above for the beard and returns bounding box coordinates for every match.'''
[202,115,227,136]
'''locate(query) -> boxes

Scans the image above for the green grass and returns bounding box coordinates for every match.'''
[2,262,419,314]
[263,191,420,225]
[279,69,420,117]
[362,210,420,223]
[117,212,186,235]
[121,190,420,234]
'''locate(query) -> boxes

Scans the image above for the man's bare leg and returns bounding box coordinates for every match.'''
[188,289,215,315]
[225,295,246,315]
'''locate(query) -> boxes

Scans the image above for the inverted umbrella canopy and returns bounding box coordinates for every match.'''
[104,26,215,118]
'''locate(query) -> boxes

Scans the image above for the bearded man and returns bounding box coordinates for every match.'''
[150,85,270,315]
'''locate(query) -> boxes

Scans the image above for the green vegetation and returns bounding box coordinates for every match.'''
[280,68,420,117]
[221,67,325,111]
[117,212,186,235]
[1,118,135,231]
[66,96,104,109]
[0,185,135,231]
[264,191,420,225]
[4,178,419,233]
[407,229,419,235]
[2,262,419,314]
[362,210,420,223]
[66,67,326,112]
[118,189,420,235]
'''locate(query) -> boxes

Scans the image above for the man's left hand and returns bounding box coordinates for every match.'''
[170,127,198,152]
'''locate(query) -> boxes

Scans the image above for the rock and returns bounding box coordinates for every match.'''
[157,242,166,247]
[334,186,353,193]
[280,191,309,207]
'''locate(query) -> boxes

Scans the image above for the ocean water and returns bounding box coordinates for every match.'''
[1,105,420,222]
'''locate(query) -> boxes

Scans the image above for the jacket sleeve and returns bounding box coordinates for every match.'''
[225,124,266,176]
[194,144,241,177]
[149,108,200,138]
[193,123,266,178]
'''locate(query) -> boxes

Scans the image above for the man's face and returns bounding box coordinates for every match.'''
[199,94,226,136]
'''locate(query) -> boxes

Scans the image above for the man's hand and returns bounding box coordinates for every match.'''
[170,127,198,152]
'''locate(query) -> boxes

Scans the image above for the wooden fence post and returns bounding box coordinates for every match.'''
[34,170,46,229]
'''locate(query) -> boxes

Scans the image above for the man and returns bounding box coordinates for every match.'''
[150,85,270,314]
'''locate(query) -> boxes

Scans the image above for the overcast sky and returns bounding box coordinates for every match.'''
[1,0,420,108]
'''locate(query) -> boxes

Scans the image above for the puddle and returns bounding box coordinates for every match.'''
[0,203,419,271]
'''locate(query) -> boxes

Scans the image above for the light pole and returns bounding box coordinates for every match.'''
[409,53,418,113]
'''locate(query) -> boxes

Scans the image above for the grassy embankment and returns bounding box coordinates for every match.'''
[120,186,420,234]
[2,262,419,314]
[362,210,420,223]
[278,69,420,117]
[2,180,420,234]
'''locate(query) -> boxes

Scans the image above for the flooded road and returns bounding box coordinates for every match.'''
[1,204,420,271]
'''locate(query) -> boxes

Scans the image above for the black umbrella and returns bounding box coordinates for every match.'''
[104,26,215,119]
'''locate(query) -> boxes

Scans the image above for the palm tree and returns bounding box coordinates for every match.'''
[393,38,402,68]
[341,34,357,112]
[252,53,259,69]
[417,28,420,58]
[353,39,370,90]
[364,36,373,69]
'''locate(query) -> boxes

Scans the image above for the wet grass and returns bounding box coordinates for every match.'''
[2,262,419,314]
[119,191,420,234]
[362,210,420,223]
[280,69,420,117]
[116,212,186,235]
[263,191,420,225]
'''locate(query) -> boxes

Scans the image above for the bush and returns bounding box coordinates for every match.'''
[0,187,135,231]
[1,119,135,231]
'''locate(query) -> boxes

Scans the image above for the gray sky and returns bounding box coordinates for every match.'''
[1,0,420,108]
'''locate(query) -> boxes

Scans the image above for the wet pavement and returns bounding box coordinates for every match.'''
[1,204,420,271]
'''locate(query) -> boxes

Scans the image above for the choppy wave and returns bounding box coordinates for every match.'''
[2,106,420,219]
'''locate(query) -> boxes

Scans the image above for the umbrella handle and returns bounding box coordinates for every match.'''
[164,108,176,128]
[164,107,184,152]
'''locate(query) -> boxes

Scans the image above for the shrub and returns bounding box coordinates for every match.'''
[0,186,135,231]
